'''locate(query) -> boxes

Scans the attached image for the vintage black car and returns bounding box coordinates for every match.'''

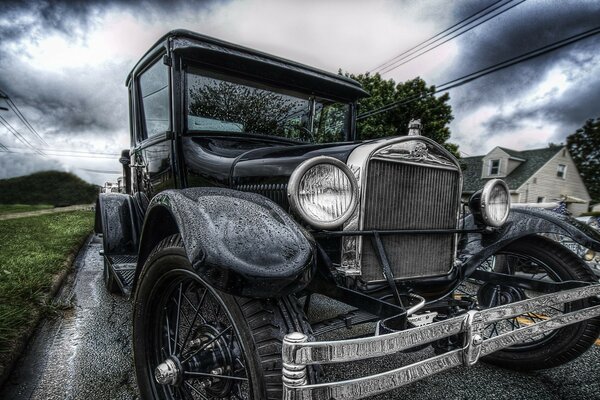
[95,30,600,400]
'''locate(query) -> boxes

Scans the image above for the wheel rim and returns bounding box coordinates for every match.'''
[456,250,568,350]
[146,269,253,400]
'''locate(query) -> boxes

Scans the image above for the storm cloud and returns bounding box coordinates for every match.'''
[437,0,600,153]
[0,0,599,182]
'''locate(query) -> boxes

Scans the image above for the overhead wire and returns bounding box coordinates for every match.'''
[369,0,511,73]
[0,147,118,159]
[0,90,48,146]
[358,26,600,121]
[0,115,45,155]
[377,0,526,75]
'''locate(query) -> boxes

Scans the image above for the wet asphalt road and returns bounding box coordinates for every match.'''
[1,233,600,400]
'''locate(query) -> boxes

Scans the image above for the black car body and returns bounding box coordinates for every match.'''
[95,30,600,400]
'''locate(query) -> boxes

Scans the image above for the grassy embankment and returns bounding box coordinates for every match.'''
[0,211,93,359]
[0,204,53,215]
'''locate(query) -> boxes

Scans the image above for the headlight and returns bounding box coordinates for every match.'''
[469,179,511,227]
[584,249,596,262]
[287,156,358,229]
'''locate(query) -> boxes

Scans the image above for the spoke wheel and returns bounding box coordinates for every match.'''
[134,235,316,399]
[456,235,600,370]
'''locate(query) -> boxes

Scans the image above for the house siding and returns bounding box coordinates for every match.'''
[515,148,591,216]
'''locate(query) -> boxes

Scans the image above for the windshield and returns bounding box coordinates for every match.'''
[186,67,351,143]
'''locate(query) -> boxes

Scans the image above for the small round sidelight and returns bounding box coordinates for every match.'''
[469,179,511,227]
[287,156,358,229]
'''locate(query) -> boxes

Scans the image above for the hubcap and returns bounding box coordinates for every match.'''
[155,358,180,386]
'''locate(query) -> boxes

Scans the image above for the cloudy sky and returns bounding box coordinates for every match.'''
[0,0,599,184]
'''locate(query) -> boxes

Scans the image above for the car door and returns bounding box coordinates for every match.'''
[132,54,176,199]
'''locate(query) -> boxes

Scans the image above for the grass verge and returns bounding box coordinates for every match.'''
[0,211,93,366]
[0,204,53,215]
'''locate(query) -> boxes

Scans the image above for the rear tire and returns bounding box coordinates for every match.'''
[133,234,315,399]
[470,236,600,371]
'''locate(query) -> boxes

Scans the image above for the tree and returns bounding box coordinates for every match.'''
[344,72,459,157]
[567,117,600,205]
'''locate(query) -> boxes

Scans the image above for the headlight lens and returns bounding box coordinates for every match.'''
[288,156,358,229]
[469,179,511,227]
[584,249,596,262]
[481,179,511,227]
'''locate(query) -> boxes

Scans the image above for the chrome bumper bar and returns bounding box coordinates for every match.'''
[282,284,600,400]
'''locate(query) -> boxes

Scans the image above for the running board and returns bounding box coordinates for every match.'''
[282,284,600,400]
[104,254,137,297]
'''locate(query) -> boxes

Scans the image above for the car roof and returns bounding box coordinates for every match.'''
[126,29,368,101]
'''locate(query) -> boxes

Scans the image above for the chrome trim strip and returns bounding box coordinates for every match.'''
[282,283,600,400]
[284,305,600,400]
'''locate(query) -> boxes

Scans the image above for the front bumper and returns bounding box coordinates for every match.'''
[282,284,600,400]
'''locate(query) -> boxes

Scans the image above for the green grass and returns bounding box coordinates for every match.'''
[0,204,53,215]
[0,211,93,355]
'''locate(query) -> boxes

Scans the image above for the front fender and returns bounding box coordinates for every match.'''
[459,207,600,277]
[138,187,316,298]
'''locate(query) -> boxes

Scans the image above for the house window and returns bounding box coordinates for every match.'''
[533,177,537,184]
[488,159,500,176]
[557,164,567,179]
[537,196,545,203]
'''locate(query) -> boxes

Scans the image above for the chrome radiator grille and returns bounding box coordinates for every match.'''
[361,159,460,281]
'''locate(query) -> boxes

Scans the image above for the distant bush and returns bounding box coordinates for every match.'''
[0,171,99,206]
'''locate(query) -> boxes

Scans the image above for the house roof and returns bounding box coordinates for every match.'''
[461,146,562,193]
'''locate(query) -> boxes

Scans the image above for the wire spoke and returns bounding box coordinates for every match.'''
[181,288,208,354]
[182,325,232,364]
[165,310,173,356]
[184,381,209,400]
[184,371,249,382]
[174,283,183,355]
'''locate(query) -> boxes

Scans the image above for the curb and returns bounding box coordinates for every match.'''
[0,232,93,389]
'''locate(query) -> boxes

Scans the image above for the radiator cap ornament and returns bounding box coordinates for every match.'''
[408,119,421,136]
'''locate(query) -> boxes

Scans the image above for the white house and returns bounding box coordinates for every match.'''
[461,145,591,216]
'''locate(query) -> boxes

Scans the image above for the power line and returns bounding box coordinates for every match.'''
[0,90,48,146]
[369,0,511,73]
[0,115,45,155]
[76,167,122,174]
[377,0,526,75]
[1,95,49,146]
[42,148,120,157]
[0,147,117,159]
[358,26,600,121]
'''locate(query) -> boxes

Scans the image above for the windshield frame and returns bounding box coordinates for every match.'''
[182,62,353,144]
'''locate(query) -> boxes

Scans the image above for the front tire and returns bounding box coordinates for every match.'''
[133,235,314,399]
[462,235,600,371]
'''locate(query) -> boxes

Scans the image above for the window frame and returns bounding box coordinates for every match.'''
[556,164,567,179]
[181,63,352,143]
[488,159,501,176]
[136,53,172,143]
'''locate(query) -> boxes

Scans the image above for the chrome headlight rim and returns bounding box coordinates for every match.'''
[287,156,358,229]
[480,178,511,227]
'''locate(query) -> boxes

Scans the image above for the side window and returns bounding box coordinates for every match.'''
[139,60,169,138]
[488,159,500,176]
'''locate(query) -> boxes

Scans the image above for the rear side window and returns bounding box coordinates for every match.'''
[139,60,169,138]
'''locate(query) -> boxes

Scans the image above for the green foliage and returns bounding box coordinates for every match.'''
[0,211,92,354]
[567,118,600,205]
[344,72,459,157]
[0,171,98,206]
